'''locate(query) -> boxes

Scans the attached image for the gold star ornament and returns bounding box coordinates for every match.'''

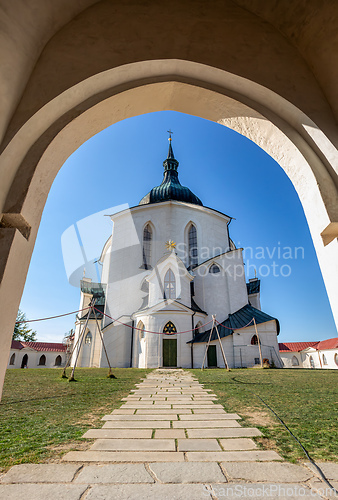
[165,240,176,251]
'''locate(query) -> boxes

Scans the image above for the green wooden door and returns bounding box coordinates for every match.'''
[207,345,217,367]
[163,339,177,367]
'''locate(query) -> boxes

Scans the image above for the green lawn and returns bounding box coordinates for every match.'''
[191,368,338,463]
[0,368,151,472]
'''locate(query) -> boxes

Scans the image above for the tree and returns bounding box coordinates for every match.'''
[13,309,37,342]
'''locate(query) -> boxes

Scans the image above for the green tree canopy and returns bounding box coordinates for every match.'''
[13,309,37,342]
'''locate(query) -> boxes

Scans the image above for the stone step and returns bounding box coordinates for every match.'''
[82,429,153,439]
[103,421,171,429]
[179,413,241,420]
[187,428,262,438]
[173,420,241,428]
[102,415,178,421]
[186,450,282,461]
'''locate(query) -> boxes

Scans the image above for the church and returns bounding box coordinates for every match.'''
[71,136,283,369]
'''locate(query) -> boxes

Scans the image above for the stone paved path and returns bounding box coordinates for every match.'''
[1,369,337,499]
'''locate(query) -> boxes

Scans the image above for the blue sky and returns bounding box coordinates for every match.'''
[20,111,336,343]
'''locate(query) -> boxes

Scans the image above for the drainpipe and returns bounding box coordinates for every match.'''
[130,320,134,368]
[191,312,196,368]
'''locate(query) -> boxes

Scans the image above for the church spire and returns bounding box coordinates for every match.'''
[163,130,179,172]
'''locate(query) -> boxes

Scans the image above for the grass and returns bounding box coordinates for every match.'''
[191,368,338,463]
[0,367,151,472]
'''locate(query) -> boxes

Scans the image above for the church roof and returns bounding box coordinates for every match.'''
[11,340,66,352]
[188,303,279,343]
[139,136,203,207]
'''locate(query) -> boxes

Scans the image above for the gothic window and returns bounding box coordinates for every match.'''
[251,335,258,345]
[142,224,152,269]
[188,224,198,268]
[209,263,220,274]
[163,321,177,334]
[164,269,176,299]
[194,322,202,338]
[85,332,92,344]
[309,356,315,368]
[9,353,15,365]
[38,354,46,366]
[322,354,328,365]
[292,356,299,366]
[55,355,62,366]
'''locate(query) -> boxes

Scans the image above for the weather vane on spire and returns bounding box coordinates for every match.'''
[167,129,173,141]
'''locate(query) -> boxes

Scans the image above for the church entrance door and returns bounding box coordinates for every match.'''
[207,345,217,367]
[163,339,177,367]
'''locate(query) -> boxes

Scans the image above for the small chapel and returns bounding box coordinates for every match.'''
[71,136,283,369]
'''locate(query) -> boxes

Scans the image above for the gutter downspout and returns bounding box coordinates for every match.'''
[191,312,196,368]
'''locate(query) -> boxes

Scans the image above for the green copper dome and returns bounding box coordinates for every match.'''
[139,138,203,206]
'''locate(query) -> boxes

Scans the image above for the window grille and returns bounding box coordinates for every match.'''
[163,321,177,334]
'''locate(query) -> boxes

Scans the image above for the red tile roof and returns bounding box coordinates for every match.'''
[11,341,66,352]
[279,342,319,352]
[316,337,338,350]
[11,340,24,350]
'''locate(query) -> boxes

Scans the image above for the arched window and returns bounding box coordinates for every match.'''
[55,355,62,366]
[164,269,176,299]
[138,321,145,339]
[21,354,28,368]
[322,354,328,365]
[334,353,338,366]
[85,332,92,344]
[194,322,202,338]
[292,356,299,366]
[209,263,220,274]
[188,224,198,268]
[38,354,46,366]
[251,335,258,345]
[309,356,315,368]
[163,321,177,335]
[9,353,15,365]
[142,224,152,269]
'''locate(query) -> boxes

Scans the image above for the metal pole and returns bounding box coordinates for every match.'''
[69,299,95,381]
[92,305,116,378]
[213,315,230,371]
[201,318,215,370]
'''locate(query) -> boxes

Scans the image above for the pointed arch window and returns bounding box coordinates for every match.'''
[188,224,198,269]
[55,355,62,366]
[85,332,92,344]
[163,321,177,335]
[164,269,176,299]
[209,263,220,274]
[251,335,258,345]
[138,321,145,339]
[142,224,152,269]
[9,353,15,365]
[38,354,46,366]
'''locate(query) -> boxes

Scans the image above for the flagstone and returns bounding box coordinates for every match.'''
[82,429,152,439]
[222,462,314,482]
[210,483,322,499]
[90,439,175,452]
[111,409,136,414]
[63,451,185,462]
[85,483,213,499]
[103,421,170,428]
[173,420,241,428]
[172,404,223,409]
[1,464,81,483]
[136,409,192,414]
[219,438,257,450]
[148,462,227,483]
[186,450,282,461]
[187,428,262,438]
[154,429,186,439]
[179,413,240,420]
[178,439,221,452]
[102,414,177,421]
[74,464,154,483]
[0,484,87,500]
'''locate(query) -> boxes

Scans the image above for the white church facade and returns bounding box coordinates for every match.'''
[71,138,283,369]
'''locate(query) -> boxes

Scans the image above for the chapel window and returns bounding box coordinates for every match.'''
[164,269,176,299]
[9,353,15,365]
[334,354,338,367]
[209,263,220,274]
[142,224,152,269]
[38,354,46,366]
[55,355,62,366]
[163,321,177,334]
[85,332,92,344]
[309,356,315,368]
[322,354,328,365]
[138,322,145,339]
[251,335,258,345]
[292,356,299,366]
[188,224,198,269]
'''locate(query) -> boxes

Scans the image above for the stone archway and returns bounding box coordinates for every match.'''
[1,0,338,397]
